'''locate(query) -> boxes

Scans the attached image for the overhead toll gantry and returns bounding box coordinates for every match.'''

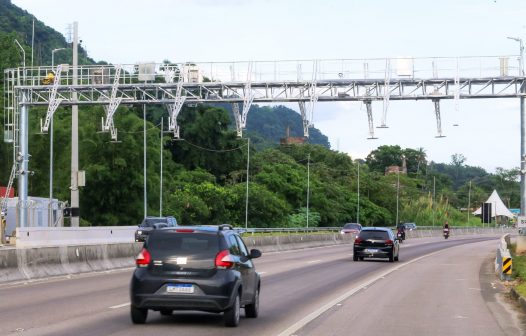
[3,55,526,228]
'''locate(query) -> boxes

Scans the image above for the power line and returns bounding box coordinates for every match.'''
[179,139,247,153]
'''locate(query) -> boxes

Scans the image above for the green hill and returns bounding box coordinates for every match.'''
[0,0,94,66]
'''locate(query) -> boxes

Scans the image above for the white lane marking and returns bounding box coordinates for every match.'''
[277,249,444,336]
[307,260,321,264]
[109,302,130,309]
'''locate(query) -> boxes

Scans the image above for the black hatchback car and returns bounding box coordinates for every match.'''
[134,216,177,242]
[130,224,262,327]
[353,227,399,262]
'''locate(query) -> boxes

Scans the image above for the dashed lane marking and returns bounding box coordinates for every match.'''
[109,302,130,309]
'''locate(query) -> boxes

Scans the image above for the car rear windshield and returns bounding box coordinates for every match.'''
[142,218,168,227]
[344,223,361,230]
[358,230,389,240]
[148,233,220,259]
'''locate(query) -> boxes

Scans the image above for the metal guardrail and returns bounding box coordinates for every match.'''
[242,226,516,235]
[244,227,341,234]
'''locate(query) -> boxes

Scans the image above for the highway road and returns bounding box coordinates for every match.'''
[0,235,523,336]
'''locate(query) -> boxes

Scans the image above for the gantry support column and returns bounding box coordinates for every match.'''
[70,21,79,226]
[521,82,526,216]
[18,90,29,228]
[518,81,526,251]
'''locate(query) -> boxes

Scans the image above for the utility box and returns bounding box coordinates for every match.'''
[184,63,201,83]
[138,63,156,82]
[396,58,414,77]
[2,197,63,239]
[77,170,86,187]
[500,57,509,77]
[92,67,110,85]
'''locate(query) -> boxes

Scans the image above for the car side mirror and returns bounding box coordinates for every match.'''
[249,249,262,259]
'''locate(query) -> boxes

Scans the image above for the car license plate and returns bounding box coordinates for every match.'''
[365,249,378,253]
[167,284,194,294]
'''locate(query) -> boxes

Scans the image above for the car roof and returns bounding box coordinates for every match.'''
[360,227,390,232]
[157,224,236,234]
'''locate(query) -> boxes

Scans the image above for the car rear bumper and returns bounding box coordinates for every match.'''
[130,270,239,312]
[354,247,394,259]
[132,293,231,312]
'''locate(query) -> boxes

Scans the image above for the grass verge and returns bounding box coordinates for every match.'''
[511,243,526,297]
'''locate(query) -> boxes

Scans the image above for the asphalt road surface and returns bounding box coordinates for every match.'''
[0,235,523,336]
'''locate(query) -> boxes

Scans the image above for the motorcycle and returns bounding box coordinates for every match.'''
[443,228,449,239]
[396,230,405,243]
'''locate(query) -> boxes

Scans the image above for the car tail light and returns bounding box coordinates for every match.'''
[136,248,151,267]
[385,239,393,245]
[354,237,363,244]
[215,249,234,269]
[176,229,194,233]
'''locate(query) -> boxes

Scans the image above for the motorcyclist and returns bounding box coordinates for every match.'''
[443,221,450,238]
[396,223,406,240]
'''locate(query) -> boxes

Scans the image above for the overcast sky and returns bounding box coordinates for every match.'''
[11,0,526,172]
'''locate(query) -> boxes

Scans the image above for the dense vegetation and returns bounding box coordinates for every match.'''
[0,0,520,228]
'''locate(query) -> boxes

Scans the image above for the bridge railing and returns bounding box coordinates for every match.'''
[6,55,520,90]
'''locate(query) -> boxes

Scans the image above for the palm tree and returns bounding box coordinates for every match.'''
[415,147,427,175]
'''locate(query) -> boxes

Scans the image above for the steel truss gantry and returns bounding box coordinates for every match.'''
[3,55,526,228]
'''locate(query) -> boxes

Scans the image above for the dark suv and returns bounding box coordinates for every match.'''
[130,224,262,327]
[134,216,177,242]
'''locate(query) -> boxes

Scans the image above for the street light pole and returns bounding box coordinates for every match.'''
[51,48,66,68]
[507,36,524,76]
[357,163,360,224]
[159,118,163,216]
[13,39,27,228]
[396,170,400,226]
[306,153,310,228]
[143,101,147,218]
[467,180,472,223]
[14,39,25,68]
[245,138,250,229]
[49,47,66,227]
[432,176,436,227]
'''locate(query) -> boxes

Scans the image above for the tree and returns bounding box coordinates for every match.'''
[166,105,244,183]
[228,183,291,228]
[451,153,466,167]
[366,145,404,173]
[403,147,427,175]
[288,207,321,227]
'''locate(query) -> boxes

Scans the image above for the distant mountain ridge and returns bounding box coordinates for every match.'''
[245,104,330,149]
[0,0,93,66]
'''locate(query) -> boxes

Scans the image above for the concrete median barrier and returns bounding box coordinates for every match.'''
[0,234,350,283]
[0,243,143,283]
[0,227,515,284]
